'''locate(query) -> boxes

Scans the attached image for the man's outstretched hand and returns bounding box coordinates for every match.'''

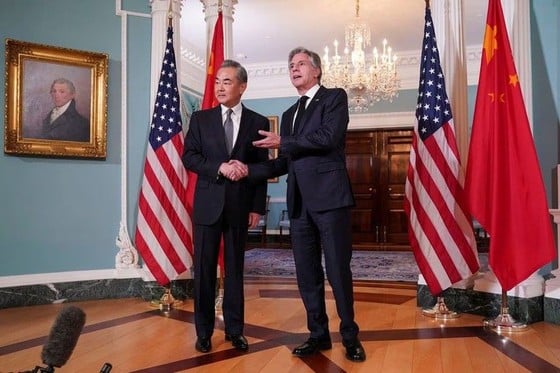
[253,130,280,149]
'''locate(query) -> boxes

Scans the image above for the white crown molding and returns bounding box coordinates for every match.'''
[180,43,206,94]
[177,44,483,99]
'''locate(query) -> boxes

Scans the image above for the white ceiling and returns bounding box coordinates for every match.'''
[180,0,488,66]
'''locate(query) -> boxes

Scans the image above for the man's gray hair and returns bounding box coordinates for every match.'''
[288,47,322,83]
[50,78,76,94]
[220,59,248,83]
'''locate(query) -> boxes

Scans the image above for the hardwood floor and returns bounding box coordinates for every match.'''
[2,278,560,372]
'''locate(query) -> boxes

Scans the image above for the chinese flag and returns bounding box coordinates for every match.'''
[186,11,225,270]
[465,0,556,291]
[200,12,224,111]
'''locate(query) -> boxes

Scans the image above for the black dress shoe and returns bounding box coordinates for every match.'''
[195,337,211,353]
[343,339,366,362]
[292,337,332,357]
[225,334,249,351]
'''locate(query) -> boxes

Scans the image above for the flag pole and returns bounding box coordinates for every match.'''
[422,295,460,319]
[419,0,458,319]
[215,267,224,313]
[464,0,552,333]
[160,0,179,312]
[150,287,177,313]
[214,0,225,314]
[413,0,462,320]
[167,0,172,28]
[146,0,184,313]
[482,289,527,331]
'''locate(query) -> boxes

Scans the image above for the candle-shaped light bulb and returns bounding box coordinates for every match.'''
[333,39,339,56]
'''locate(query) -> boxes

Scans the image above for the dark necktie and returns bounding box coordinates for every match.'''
[292,95,309,134]
[224,109,234,154]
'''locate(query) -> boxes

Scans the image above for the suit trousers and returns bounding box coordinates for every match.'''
[289,197,359,342]
[193,218,247,338]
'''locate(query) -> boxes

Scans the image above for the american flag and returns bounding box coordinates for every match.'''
[404,8,479,295]
[135,27,193,286]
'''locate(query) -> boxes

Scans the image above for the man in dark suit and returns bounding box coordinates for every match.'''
[41,78,90,142]
[182,59,269,354]
[251,47,366,362]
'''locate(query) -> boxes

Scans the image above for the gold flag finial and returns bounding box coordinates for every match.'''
[167,0,173,28]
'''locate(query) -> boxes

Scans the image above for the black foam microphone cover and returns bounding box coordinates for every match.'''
[41,305,86,368]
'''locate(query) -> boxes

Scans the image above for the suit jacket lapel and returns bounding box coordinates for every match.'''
[294,86,327,135]
[209,106,229,156]
[231,105,250,156]
[285,103,298,136]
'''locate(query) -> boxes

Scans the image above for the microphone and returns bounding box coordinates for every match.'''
[33,305,86,372]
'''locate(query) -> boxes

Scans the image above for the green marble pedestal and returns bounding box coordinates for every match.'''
[0,278,194,309]
[417,271,545,325]
[544,271,560,324]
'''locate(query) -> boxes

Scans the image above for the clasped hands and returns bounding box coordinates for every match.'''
[219,160,248,181]
[219,130,280,182]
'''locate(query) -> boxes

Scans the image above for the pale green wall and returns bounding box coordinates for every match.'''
[0,0,558,277]
[0,0,151,275]
[531,0,560,207]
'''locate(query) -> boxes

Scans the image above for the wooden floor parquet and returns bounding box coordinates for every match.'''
[2,278,560,372]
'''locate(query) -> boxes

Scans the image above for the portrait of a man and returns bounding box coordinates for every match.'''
[4,39,108,158]
[21,60,91,142]
[38,78,90,142]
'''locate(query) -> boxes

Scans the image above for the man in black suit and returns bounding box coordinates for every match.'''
[41,78,90,142]
[182,59,269,353]
[251,47,366,362]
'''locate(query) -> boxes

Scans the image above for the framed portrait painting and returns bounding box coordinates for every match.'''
[267,116,279,183]
[4,39,108,159]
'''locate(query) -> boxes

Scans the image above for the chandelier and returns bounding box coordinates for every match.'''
[322,0,400,112]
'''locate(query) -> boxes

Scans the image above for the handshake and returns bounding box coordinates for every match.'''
[219,160,248,181]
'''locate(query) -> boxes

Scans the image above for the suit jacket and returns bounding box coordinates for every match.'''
[41,100,90,142]
[182,104,269,226]
[249,86,354,217]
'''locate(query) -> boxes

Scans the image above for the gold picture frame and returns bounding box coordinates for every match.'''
[4,39,108,159]
[267,116,279,183]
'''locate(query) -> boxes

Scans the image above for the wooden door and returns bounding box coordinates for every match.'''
[345,129,413,249]
[346,132,380,244]
[378,130,413,246]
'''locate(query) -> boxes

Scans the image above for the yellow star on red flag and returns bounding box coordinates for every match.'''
[483,24,498,63]
[509,74,519,87]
